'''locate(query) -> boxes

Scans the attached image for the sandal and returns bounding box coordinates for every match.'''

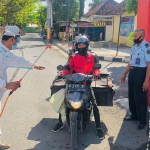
[0,144,10,150]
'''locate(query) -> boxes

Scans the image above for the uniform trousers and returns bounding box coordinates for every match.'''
[128,67,147,125]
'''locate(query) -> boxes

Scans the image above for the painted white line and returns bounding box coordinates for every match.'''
[104,57,113,61]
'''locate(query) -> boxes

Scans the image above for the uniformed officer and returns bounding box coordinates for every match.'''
[121,28,150,130]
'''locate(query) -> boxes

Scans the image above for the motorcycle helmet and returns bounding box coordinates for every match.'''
[75,36,89,55]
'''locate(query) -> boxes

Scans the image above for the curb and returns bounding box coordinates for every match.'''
[53,43,69,54]
[99,56,130,63]
[54,42,130,63]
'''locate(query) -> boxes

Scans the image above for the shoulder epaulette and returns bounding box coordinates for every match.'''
[145,43,150,48]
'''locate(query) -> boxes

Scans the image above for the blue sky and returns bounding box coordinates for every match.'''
[84,0,123,13]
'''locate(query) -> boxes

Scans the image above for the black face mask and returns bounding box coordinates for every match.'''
[134,36,143,44]
[78,47,87,56]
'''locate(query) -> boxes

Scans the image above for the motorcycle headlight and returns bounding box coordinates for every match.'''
[69,100,83,109]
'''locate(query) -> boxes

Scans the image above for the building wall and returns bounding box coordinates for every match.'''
[112,15,120,43]
[113,13,137,47]
[59,32,64,39]
[106,25,113,42]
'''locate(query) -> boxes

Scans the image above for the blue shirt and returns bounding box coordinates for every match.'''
[130,40,150,67]
[72,40,75,45]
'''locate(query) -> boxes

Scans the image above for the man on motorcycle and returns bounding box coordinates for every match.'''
[52,36,105,140]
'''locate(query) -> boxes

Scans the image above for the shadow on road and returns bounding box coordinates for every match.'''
[106,65,128,100]
[18,44,46,49]
[108,118,148,150]
[27,118,108,150]
[21,33,43,41]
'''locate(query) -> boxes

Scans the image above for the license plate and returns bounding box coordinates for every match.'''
[68,84,86,91]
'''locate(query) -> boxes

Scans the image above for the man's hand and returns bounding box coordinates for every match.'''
[5,81,21,91]
[121,74,126,83]
[34,65,45,70]
[142,80,149,91]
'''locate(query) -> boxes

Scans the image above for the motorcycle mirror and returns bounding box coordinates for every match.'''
[57,65,64,71]
[93,63,101,69]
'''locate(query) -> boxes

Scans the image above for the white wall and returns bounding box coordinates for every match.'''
[106,25,113,42]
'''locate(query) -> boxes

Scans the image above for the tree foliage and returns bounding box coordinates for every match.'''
[36,4,47,28]
[0,0,80,30]
[79,0,85,19]
[0,0,38,28]
[125,0,138,15]
[128,31,134,41]
[88,0,104,11]
[53,0,79,23]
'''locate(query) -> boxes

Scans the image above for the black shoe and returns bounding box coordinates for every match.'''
[124,116,138,121]
[96,129,105,140]
[137,124,145,130]
[52,123,64,132]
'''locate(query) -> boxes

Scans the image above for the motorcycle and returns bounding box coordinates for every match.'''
[56,64,101,150]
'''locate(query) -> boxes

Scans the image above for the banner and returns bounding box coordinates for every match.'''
[66,21,69,37]
[120,16,134,36]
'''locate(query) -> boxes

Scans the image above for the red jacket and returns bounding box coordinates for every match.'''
[63,52,100,76]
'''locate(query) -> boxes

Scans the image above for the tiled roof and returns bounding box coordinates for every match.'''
[84,2,104,17]
[106,1,126,15]
[84,0,119,17]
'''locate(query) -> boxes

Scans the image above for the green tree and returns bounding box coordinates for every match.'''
[53,0,79,22]
[128,31,134,41]
[88,0,103,11]
[79,0,85,19]
[0,0,39,28]
[125,0,138,15]
[36,5,47,28]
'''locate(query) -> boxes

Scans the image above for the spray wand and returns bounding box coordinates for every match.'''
[0,45,52,117]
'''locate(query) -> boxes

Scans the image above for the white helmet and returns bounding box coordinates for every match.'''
[4,26,20,37]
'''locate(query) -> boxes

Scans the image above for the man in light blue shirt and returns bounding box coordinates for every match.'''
[121,28,150,130]
[0,26,45,149]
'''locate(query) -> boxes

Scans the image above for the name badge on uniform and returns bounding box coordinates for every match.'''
[135,57,140,65]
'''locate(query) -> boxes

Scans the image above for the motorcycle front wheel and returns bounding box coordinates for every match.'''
[70,123,78,150]
[70,112,79,150]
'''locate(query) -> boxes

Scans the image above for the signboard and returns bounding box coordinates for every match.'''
[92,22,106,26]
[77,21,111,27]
[120,16,134,36]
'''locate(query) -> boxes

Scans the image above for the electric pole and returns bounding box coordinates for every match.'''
[47,0,53,43]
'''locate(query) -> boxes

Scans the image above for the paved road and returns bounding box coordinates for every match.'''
[1,34,148,150]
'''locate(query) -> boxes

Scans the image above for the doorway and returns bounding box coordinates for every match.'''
[93,27,106,41]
